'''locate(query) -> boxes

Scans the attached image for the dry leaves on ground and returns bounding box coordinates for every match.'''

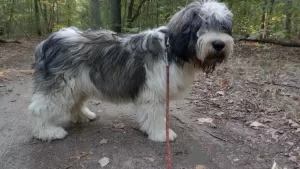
[197,118,214,124]
[143,157,155,162]
[99,157,110,167]
[112,123,126,129]
[100,139,108,145]
[195,164,206,169]
[250,121,265,129]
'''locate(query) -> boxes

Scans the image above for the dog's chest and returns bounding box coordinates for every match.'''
[169,63,196,98]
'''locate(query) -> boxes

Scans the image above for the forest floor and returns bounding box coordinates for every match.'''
[0,39,300,169]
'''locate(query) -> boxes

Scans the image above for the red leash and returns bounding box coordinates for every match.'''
[166,64,172,169]
[165,37,172,169]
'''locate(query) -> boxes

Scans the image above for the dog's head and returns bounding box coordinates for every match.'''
[168,0,234,73]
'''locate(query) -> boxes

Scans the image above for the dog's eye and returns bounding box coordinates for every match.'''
[221,26,232,35]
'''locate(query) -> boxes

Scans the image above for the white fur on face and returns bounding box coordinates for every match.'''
[197,32,234,62]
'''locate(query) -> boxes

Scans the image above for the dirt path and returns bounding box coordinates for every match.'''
[0,41,300,169]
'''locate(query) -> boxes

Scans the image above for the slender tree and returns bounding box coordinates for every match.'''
[111,0,122,32]
[285,0,293,38]
[90,0,101,29]
[127,0,147,28]
[34,0,42,36]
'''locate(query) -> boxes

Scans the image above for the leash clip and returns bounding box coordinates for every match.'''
[164,36,170,66]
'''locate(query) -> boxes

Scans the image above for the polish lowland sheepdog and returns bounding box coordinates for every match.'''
[29,0,234,142]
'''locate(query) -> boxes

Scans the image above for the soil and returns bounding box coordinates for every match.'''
[0,40,300,169]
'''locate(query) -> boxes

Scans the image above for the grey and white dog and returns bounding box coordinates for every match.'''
[29,0,234,142]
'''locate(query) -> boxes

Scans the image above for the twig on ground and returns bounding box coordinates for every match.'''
[265,82,300,90]
[204,130,227,142]
[0,39,21,43]
[171,115,185,125]
[246,80,300,89]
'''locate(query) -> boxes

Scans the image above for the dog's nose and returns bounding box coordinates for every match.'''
[212,40,225,51]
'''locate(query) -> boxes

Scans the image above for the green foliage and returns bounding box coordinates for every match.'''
[0,0,299,40]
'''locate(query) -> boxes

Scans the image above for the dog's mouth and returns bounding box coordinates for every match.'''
[194,52,226,74]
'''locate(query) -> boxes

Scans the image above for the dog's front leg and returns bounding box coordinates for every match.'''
[135,102,177,142]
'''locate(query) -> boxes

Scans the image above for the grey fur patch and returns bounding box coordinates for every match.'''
[33,27,166,101]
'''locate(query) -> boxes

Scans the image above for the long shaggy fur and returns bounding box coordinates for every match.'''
[28,0,234,142]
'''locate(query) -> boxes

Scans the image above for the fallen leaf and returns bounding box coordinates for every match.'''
[216,91,225,96]
[216,112,225,116]
[296,128,300,132]
[70,152,92,160]
[197,118,213,124]
[19,69,34,75]
[228,100,234,104]
[195,165,206,169]
[233,158,239,162]
[288,155,300,165]
[10,100,16,102]
[262,118,273,123]
[271,161,278,169]
[0,71,8,78]
[113,123,126,129]
[143,157,155,162]
[100,139,108,145]
[99,157,110,167]
[267,128,279,141]
[250,121,265,129]
[286,142,294,146]
[220,78,229,88]
[209,98,218,101]
[0,84,6,87]
[288,120,300,128]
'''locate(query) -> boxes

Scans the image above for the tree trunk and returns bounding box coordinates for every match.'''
[126,0,147,28]
[123,0,127,27]
[127,0,134,28]
[265,0,275,38]
[7,0,16,39]
[66,0,71,26]
[260,0,267,39]
[131,0,147,25]
[56,2,60,24]
[41,1,49,33]
[90,0,101,29]
[111,0,122,32]
[34,0,42,36]
[285,0,293,39]
[156,1,159,27]
[48,0,55,33]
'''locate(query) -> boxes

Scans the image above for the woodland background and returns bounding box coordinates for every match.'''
[0,0,300,42]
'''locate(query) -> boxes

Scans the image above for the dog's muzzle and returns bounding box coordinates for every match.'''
[199,40,228,74]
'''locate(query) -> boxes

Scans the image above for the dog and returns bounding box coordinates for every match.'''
[28,0,234,142]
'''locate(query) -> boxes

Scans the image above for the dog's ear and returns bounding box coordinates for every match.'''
[168,7,202,61]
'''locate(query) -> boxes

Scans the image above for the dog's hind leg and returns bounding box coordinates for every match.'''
[28,93,69,141]
[135,101,177,142]
[70,96,97,123]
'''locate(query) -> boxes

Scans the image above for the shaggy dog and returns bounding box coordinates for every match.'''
[29,0,234,142]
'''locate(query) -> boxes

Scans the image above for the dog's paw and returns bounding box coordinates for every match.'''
[148,129,177,142]
[82,107,97,120]
[33,126,68,141]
